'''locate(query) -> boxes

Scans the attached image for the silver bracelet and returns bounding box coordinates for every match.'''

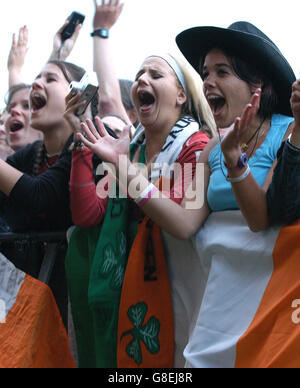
[226,165,251,184]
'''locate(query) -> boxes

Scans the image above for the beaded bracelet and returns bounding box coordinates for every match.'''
[68,140,84,152]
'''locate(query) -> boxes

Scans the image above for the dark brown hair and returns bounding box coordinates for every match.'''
[5,83,31,107]
[47,60,86,84]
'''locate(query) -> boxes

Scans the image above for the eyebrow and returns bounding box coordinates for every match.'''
[135,66,164,80]
[203,63,232,72]
[35,71,59,80]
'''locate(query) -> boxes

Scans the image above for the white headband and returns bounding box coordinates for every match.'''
[147,54,187,94]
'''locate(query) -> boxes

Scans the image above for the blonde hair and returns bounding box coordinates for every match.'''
[169,52,217,139]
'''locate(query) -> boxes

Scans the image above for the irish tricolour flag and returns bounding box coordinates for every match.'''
[0,253,75,368]
[184,211,300,368]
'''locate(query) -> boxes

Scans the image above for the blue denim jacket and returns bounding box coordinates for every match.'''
[267,140,300,225]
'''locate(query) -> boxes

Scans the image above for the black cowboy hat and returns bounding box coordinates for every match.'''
[176,21,296,116]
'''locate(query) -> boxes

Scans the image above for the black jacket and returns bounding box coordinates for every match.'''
[267,139,300,225]
[0,136,74,233]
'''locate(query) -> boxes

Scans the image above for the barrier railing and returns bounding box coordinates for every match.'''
[0,231,69,327]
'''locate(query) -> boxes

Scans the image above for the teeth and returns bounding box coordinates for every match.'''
[207,95,222,100]
[31,93,46,111]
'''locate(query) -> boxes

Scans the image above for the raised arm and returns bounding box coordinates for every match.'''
[49,19,82,61]
[92,0,131,125]
[7,26,29,88]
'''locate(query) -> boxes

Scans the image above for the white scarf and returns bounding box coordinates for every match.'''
[132,116,200,182]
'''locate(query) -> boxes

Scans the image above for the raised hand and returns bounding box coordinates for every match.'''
[93,0,124,30]
[7,25,29,71]
[78,117,131,167]
[7,26,29,87]
[221,89,261,167]
[290,80,300,147]
[50,20,82,61]
[291,80,300,126]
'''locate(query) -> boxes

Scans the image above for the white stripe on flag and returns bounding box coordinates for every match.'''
[185,211,281,368]
[0,253,25,321]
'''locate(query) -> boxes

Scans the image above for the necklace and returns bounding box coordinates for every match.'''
[241,118,266,153]
[44,150,61,168]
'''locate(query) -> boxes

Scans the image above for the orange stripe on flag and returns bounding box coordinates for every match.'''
[235,220,300,368]
[0,274,75,368]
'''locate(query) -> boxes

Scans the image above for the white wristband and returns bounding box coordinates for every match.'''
[226,165,251,184]
[134,183,158,207]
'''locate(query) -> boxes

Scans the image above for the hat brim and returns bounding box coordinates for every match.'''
[176,26,296,116]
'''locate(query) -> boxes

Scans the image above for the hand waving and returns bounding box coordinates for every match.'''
[93,0,124,30]
[78,116,132,167]
[7,26,29,72]
[221,89,261,166]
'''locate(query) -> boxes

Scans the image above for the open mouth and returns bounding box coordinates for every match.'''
[207,95,226,116]
[30,93,47,112]
[10,120,24,133]
[138,91,155,111]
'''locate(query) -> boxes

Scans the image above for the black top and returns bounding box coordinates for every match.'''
[267,140,300,225]
[0,136,74,233]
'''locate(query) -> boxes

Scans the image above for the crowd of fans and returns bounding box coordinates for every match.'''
[0,0,299,369]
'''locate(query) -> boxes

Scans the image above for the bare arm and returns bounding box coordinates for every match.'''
[92,0,131,125]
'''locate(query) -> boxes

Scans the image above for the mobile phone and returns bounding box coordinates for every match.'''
[61,11,85,42]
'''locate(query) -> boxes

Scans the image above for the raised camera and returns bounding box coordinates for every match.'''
[69,74,98,116]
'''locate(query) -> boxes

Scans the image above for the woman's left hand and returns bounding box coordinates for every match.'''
[221,89,261,168]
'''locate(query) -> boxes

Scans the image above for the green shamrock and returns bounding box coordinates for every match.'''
[121,302,160,365]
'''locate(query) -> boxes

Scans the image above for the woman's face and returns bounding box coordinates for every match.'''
[5,88,43,151]
[202,48,255,128]
[29,63,70,131]
[131,57,186,130]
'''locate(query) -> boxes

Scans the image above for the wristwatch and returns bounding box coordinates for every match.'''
[90,28,109,39]
[224,152,248,170]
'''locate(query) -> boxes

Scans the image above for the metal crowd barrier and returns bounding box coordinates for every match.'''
[0,231,69,327]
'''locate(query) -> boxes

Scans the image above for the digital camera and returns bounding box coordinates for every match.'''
[69,74,98,116]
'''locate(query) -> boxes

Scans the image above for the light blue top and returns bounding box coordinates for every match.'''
[207,114,294,212]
